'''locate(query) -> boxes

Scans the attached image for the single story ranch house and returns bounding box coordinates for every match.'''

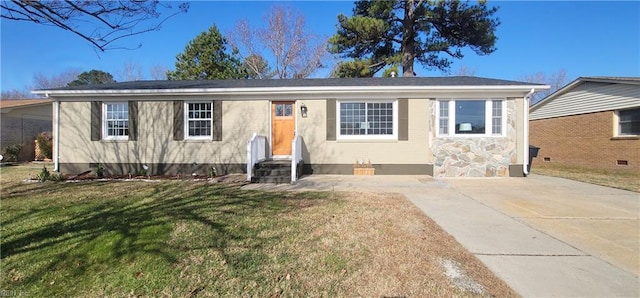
[34,77,548,182]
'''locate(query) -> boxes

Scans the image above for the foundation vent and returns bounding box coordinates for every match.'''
[617,160,629,166]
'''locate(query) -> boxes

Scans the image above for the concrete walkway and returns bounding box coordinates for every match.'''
[243,174,639,297]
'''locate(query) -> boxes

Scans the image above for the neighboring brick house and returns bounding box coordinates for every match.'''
[0,99,52,161]
[530,77,639,171]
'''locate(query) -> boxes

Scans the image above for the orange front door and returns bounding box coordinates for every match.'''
[272,101,296,156]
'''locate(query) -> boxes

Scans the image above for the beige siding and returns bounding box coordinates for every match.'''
[531,82,640,120]
[58,100,268,170]
[56,92,529,176]
[296,98,430,165]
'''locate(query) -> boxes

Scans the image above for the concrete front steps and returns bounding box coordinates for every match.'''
[251,159,293,184]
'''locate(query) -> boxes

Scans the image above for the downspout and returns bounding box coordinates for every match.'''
[53,98,60,172]
[523,88,535,176]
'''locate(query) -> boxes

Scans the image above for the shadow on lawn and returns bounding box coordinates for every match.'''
[1,180,326,290]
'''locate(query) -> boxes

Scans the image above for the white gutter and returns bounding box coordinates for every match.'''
[523,88,535,176]
[53,98,60,172]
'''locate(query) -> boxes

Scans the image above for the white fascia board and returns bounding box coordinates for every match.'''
[33,84,550,100]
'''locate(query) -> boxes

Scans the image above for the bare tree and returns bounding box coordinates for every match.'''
[519,69,568,105]
[1,89,31,99]
[116,62,144,81]
[452,65,477,76]
[1,1,189,51]
[228,5,327,79]
[32,69,82,89]
[149,65,169,80]
[230,20,270,79]
[1,69,82,99]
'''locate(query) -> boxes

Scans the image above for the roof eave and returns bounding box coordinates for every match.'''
[0,100,52,112]
[33,85,550,98]
[531,76,640,111]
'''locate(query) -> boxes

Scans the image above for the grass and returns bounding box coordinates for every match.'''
[1,163,516,297]
[532,162,640,192]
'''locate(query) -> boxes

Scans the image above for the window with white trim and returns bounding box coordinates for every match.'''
[338,100,397,139]
[436,99,506,137]
[103,102,128,140]
[491,100,503,134]
[185,102,212,139]
[618,108,640,136]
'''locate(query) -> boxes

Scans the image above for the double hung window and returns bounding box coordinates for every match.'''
[185,102,212,139]
[618,108,640,136]
[103,102,129,140]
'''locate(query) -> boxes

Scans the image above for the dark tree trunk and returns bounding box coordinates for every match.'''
[402,0,416,77]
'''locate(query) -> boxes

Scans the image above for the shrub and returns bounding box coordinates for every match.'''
[38,166,51,182]
[35,166,65,182]
[50,173,66,182]
[96,164,105,178]
[2,144,24,162]
[209,166,218,177]
[36,132,53,159]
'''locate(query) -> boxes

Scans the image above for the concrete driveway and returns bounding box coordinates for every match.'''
[244,174,639,297]
[445,175,639,276]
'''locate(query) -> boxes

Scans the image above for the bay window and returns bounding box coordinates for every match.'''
[437,99,506,137]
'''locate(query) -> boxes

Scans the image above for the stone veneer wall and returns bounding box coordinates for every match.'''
[430,100,518,177]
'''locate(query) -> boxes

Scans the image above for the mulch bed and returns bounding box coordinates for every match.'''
[27,171,252,187]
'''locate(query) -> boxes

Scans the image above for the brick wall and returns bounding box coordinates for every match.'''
[0,116,51,161]
[530,111,639,171]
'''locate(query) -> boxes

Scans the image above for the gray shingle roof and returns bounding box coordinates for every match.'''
[39,76,543,91]
[580,76,640,82]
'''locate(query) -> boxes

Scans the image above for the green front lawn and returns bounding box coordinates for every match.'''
[1,164,516,297]
[1,165,331,296]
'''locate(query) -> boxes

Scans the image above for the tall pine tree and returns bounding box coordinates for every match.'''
[329,0,499,77]
[67,70,115,86]
[167,25,246,80]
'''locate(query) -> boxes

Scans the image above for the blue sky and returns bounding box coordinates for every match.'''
[1,1,639,91]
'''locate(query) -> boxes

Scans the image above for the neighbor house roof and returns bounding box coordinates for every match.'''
[0,99,52,113]
[530,77,640,120]
[33,77,548,100]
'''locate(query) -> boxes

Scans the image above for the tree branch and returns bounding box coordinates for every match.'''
[64,0,118,29]
[1,1,189,51]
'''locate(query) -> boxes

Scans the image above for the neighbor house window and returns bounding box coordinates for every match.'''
[618,108,640,136]
[185,102,212,139]
[103,102,128,140]
[436,99,506,137]
[338,100,397,139]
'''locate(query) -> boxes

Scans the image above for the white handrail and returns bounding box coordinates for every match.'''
[246,133,267,182]
[291,133,303,183]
